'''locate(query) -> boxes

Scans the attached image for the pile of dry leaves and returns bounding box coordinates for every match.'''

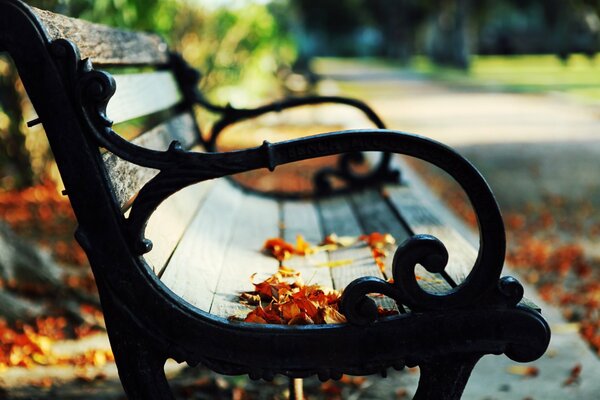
[236,232,397,325]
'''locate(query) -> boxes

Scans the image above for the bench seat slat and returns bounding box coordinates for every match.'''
[32,7,169,65]
[318,197,399,312]
[144,180,213,274]
[160,180,244,312]
[109,72,182,124]
[208,191,280,319]
[102,112,199,208]
[282,201,333,289]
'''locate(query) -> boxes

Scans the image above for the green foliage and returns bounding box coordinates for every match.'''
[29,0,297,102]
[170,1,296,104]
[411,54,600,102]
[0,0,296,188]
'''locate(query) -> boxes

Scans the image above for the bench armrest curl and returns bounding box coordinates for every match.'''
[198,95,386,150]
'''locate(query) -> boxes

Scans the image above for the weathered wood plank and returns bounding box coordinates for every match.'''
[160,180,245,312]
[385,185,477,285]
[144,180,213,274]
[102,113,199,208]
[350,189,453,294]
[32,7,169,65]
[209,193,280,319]
[349,189,411,244]
[108,72,182,124]
[282,201,332,289]
[318,196,398,312]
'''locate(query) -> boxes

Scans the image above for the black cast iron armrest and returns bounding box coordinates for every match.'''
[167,53,399,192]
[197,95,386,151]
[198,95,400,193]
[118,130,548,358]
[169,53,387,150]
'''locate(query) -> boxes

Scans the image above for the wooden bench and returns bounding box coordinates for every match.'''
[0,1,550,399]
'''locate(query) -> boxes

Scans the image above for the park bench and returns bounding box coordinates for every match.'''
[0,1,550,398]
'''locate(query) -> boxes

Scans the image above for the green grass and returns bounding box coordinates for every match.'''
[410,54,600,102]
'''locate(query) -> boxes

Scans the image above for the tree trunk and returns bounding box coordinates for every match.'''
[427,0,470,70]
[0,59,34,188]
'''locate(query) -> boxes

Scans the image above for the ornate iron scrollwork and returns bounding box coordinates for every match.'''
[340,235,525,325]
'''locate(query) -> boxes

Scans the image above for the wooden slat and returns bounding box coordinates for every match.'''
[350,189,453,294]
[349,190,406,282]
[108,72,182,124]
[160,180,245,312]
[102,112,199,208]
[32,7,169,65]
[144,180,213,274]
[318,196,398,312]
[349,190,411,243]
[318,196,376,289]
[385,185,477,284]
[282,201,332,289]
[209,193,280,319]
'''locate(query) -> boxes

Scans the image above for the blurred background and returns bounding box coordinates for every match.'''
[3,0,600,398]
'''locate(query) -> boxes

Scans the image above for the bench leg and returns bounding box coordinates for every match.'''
[111,340,174,400]
[101,298,175,399]
[413,355,481,400]
[289,377,304,400]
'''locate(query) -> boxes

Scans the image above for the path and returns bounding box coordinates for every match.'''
[314,58,600,399]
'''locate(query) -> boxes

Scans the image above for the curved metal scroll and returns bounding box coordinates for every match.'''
[169,53,400,194]
[58,37,510,321]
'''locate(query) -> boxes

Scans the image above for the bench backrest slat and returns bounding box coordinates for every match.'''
[32,6,169,66]
[108,71,183,124]
[102,112,199,209]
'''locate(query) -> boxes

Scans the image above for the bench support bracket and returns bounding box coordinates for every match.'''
[414,355,482,400]
[102,294,174,400]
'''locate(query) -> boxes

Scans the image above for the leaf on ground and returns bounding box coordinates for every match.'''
[506,365,539,377]
[563,363,582,386]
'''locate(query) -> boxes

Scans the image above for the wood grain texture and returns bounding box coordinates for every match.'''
[32,7,169,65]
[160,181,245,312]
[102,113,199,208]
[144,180,213,274]
[209,192,280,319]
[282,201,332,289]
[108,72,182,124]
[318,196,398,312]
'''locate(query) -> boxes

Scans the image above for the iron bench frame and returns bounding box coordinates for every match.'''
[0,1,550,399]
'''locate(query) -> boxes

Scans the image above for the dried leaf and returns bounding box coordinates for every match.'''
[377,306,399,317]
[323,307,347,324]
[278,265,299,277]
[563,363,582,386]
[295,234,313,255]
[321,233,357,248]
[506,365,539,377]
[360,232,395,248]
[315,259,353,268]
[288,312,314,325]
[262,238,295,261]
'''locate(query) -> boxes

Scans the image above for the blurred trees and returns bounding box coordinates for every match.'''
[0,0,296,189]
[291,0,600,69]
[3,0,600,189]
